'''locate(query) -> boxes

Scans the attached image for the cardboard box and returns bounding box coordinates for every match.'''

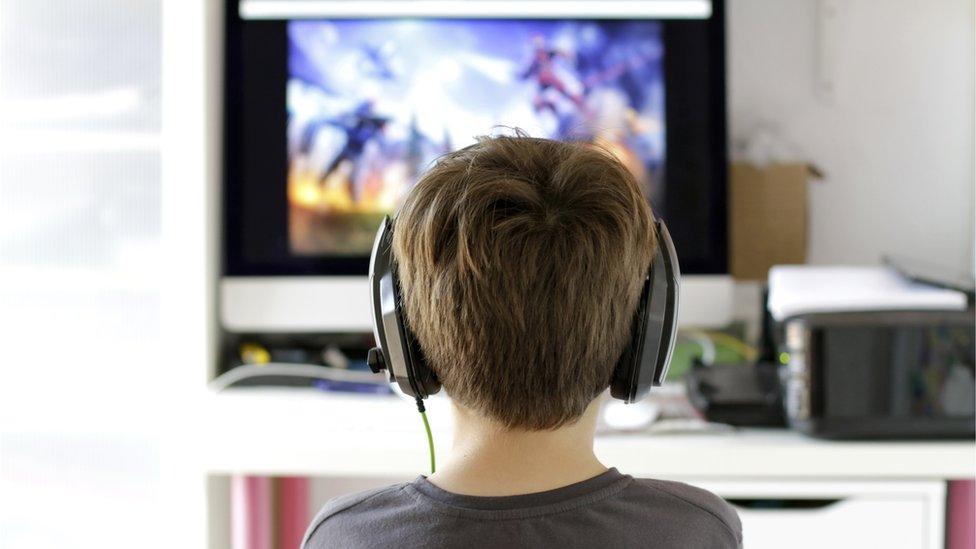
[729,162,821,281]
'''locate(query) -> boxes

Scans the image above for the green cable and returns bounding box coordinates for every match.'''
[416,398,436,474]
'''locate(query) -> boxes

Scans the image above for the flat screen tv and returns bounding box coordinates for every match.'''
[222,0,729,332]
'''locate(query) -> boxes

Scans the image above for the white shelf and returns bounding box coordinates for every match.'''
[199,389,976,479]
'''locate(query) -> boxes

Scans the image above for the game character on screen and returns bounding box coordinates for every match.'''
[519,35,586,115]
[298,100,389,199]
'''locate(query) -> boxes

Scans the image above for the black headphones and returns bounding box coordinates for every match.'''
[366,215,681,404]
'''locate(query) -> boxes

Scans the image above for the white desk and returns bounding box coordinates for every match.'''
[200,389,974,479]
[201,389,973,549]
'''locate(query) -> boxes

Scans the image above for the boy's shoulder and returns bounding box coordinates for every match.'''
[625,477,742,545]
[301,483,412,548]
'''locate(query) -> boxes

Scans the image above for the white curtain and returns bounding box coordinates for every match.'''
[0,2,163,547]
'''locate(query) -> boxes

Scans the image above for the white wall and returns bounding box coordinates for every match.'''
[728,0,975,275]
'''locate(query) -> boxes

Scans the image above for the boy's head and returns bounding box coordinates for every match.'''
[393,136,657,430]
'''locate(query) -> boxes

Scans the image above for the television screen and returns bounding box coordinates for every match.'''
[224,1,726,276]
[286,20,666,256]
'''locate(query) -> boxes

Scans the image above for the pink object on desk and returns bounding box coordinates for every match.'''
[231,476,273,549]
[948,479,975,549]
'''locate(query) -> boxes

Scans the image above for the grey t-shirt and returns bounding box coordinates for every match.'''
[302,468,742,548]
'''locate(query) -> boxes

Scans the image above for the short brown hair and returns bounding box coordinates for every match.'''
[393,135,656,429]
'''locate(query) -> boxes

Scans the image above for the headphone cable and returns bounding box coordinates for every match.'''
[416,397,436,474]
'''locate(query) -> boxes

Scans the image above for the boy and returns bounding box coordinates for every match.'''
[303,136,742,548]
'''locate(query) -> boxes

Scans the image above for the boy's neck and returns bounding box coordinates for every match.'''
[426,400,607,497]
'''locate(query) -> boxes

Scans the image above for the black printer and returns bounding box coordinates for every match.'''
[767,266,975,440]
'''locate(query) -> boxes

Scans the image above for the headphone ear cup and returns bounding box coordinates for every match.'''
[611,220,681,403]
[389,266,441,400]
[370,216,441,400]
[402,323,440,398]
[610,272,653,402]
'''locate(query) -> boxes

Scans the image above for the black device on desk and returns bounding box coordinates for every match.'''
[778,310,975,439]
[690,276,976,438]
[685,360,786,427]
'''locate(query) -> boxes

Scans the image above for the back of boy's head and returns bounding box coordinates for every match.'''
[393,135,657,430]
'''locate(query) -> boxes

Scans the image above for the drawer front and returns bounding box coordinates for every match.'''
[734,497,929,549]
[693,480,945,549]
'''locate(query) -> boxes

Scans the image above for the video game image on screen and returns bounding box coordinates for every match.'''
[287,19,665,255]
